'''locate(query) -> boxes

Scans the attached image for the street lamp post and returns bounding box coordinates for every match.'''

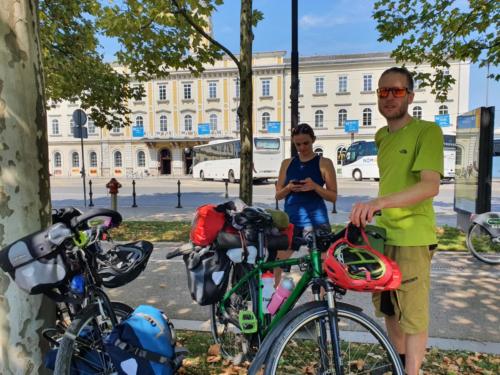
[290,0,299,157]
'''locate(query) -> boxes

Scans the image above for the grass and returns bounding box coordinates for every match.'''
[111,221,468,251]
[176,331,499,374]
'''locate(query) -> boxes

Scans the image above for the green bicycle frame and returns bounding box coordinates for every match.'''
[219,248,325,337]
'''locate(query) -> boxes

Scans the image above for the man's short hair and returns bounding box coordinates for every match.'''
[380,67,414,92]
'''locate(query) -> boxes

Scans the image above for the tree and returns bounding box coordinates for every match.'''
[0,1,54,373]
[374,0,499,100]
[172,0,263,205]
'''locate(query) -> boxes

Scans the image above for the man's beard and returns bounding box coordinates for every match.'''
[379,103,408,121]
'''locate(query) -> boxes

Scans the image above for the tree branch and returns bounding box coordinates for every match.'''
[170,0,241,71]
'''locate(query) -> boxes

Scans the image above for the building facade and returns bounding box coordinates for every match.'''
[47,51,470,178]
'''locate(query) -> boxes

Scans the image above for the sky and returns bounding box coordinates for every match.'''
[99,0,498,126]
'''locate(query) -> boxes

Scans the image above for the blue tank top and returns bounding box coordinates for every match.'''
[284,155,329,229]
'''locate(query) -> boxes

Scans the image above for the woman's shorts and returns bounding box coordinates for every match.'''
[290,223,331,251]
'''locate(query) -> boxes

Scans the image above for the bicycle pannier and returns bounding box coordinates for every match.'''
[183,247,231,305]
[105,305,184,375]
[190,205,226,246]
[0,223,72,294]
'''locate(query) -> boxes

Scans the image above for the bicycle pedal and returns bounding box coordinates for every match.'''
[238,310,257,334]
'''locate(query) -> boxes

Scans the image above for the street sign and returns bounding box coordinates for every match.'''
[267,121,281,133]
[73,127,88,139]
[72,109,87,127]
[198,123,210,135]
[435,114,450,127]
[344,120,359,133]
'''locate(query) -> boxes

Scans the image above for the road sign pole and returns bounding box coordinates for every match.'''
[73,109,88,208]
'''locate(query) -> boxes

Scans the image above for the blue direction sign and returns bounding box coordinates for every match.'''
[198,123,210,135]
[267,121,281,133]
[72,109,87,127]
[344,120,359,133]
[435,114,450,127]
[132,126,144,137]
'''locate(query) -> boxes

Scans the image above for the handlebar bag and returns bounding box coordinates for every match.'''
[0,223,71,294]
[183,247,231,306]
[190,205,226,247]
[105,305,183,375]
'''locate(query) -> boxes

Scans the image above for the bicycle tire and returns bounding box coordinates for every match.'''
[54,301,133,374]
[210,262,260,362]
[264,302,404,375]
[466,223,500,264]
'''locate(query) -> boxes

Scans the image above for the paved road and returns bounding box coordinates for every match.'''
[105,242,500,355]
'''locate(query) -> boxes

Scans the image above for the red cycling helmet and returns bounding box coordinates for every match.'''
[323,225,401,292]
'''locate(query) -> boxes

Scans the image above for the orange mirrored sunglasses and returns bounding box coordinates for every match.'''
[376,87,410,98]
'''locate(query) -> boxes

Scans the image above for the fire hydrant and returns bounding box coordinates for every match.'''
[106,178,122,211]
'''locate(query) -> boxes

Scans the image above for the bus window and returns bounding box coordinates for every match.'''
[254,137,280,150]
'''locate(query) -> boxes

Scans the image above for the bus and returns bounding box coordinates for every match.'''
[339,136,456,181]
[192,137,282,182]
[339,141,378,181]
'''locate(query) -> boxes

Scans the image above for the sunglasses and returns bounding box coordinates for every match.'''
[376,87,410,98]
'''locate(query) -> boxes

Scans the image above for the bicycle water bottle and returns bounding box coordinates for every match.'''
[70,274,85,295]
[267,277,295,315]
[261,271,275,314]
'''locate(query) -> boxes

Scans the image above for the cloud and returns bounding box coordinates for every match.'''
[299,0,372,29]
[299,14,350,28]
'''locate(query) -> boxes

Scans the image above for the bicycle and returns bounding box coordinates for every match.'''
[466,212,500,265]
[170,206,404,374]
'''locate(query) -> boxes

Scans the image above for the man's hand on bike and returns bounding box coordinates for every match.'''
[350,199,383,227]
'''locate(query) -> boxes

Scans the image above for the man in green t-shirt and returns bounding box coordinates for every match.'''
[350,67,444,375]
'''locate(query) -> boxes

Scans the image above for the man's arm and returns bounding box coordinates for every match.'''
[350,170,441,227]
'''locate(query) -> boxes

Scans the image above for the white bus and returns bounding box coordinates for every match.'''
[340,136,456,181]
[339,141,379,181]
[192,137,282,182]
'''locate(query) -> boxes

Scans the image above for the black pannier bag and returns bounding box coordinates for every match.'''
[0,223,72,294]
[183,247,231,306]
[216,230,289,252]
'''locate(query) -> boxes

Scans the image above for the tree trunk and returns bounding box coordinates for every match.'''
[0,1,54,373]
[238,0,253,205]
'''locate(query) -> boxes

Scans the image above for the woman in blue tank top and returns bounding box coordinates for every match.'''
[275,123,337,276]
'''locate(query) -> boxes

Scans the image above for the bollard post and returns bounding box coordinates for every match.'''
[88,180,94,207]
[132,180,138,208]
[176,179,182,208]
[106,178,121,211]
[275,181,279,210]
[225,180,229,199]
[332,201,337,214]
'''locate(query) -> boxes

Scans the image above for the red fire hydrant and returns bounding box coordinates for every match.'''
[106,178,122,211]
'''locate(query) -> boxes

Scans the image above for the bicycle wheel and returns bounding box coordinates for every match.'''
[211,262,259,362]
[466,223,500,264]
[54,301,133,374]
[264,302,404,375]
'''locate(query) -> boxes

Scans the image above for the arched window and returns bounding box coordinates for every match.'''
[87,119,96,134]
[159,115,168,131]
[336,146,347,165]
[362,108,372,126]
[72,152,79,168]
[114,151,122,167]
[314,110,324,128]
[338,109,347,127]
[135,116,144,128]
[439,105,448,115]
[261,112,270,130]
[314,147,324,157]
[89,151,97,167]
[184,114,192,131]
[413,106,422,119]
[52,119,59,135]
[209,114,218,133]
[137,151,146,167]
[54,152,62,168]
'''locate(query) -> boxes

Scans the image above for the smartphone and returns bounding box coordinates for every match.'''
[292,180,305,185]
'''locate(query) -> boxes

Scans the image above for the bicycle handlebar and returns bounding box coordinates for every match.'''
[70,208,123,230]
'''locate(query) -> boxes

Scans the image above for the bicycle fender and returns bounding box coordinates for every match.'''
[247,301,362,375]
[471,212,500,237]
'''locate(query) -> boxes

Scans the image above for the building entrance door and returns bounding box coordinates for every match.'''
[184,148,193,174]
[159,148,171,175]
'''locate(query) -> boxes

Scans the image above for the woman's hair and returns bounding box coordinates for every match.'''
[291,123,315,139]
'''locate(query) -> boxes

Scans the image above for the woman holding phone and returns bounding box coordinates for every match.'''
[275,123,337,278]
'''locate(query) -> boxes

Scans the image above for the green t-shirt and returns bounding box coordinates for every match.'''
[375,118,444,246]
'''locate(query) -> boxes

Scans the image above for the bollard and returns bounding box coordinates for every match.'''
[176,179,182,208]
[332,201,337,214]
[106,178,121,211]
[88,180,94,207]
[275,181,279,210]
[225,180,229,199]
[132,180,138,208]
